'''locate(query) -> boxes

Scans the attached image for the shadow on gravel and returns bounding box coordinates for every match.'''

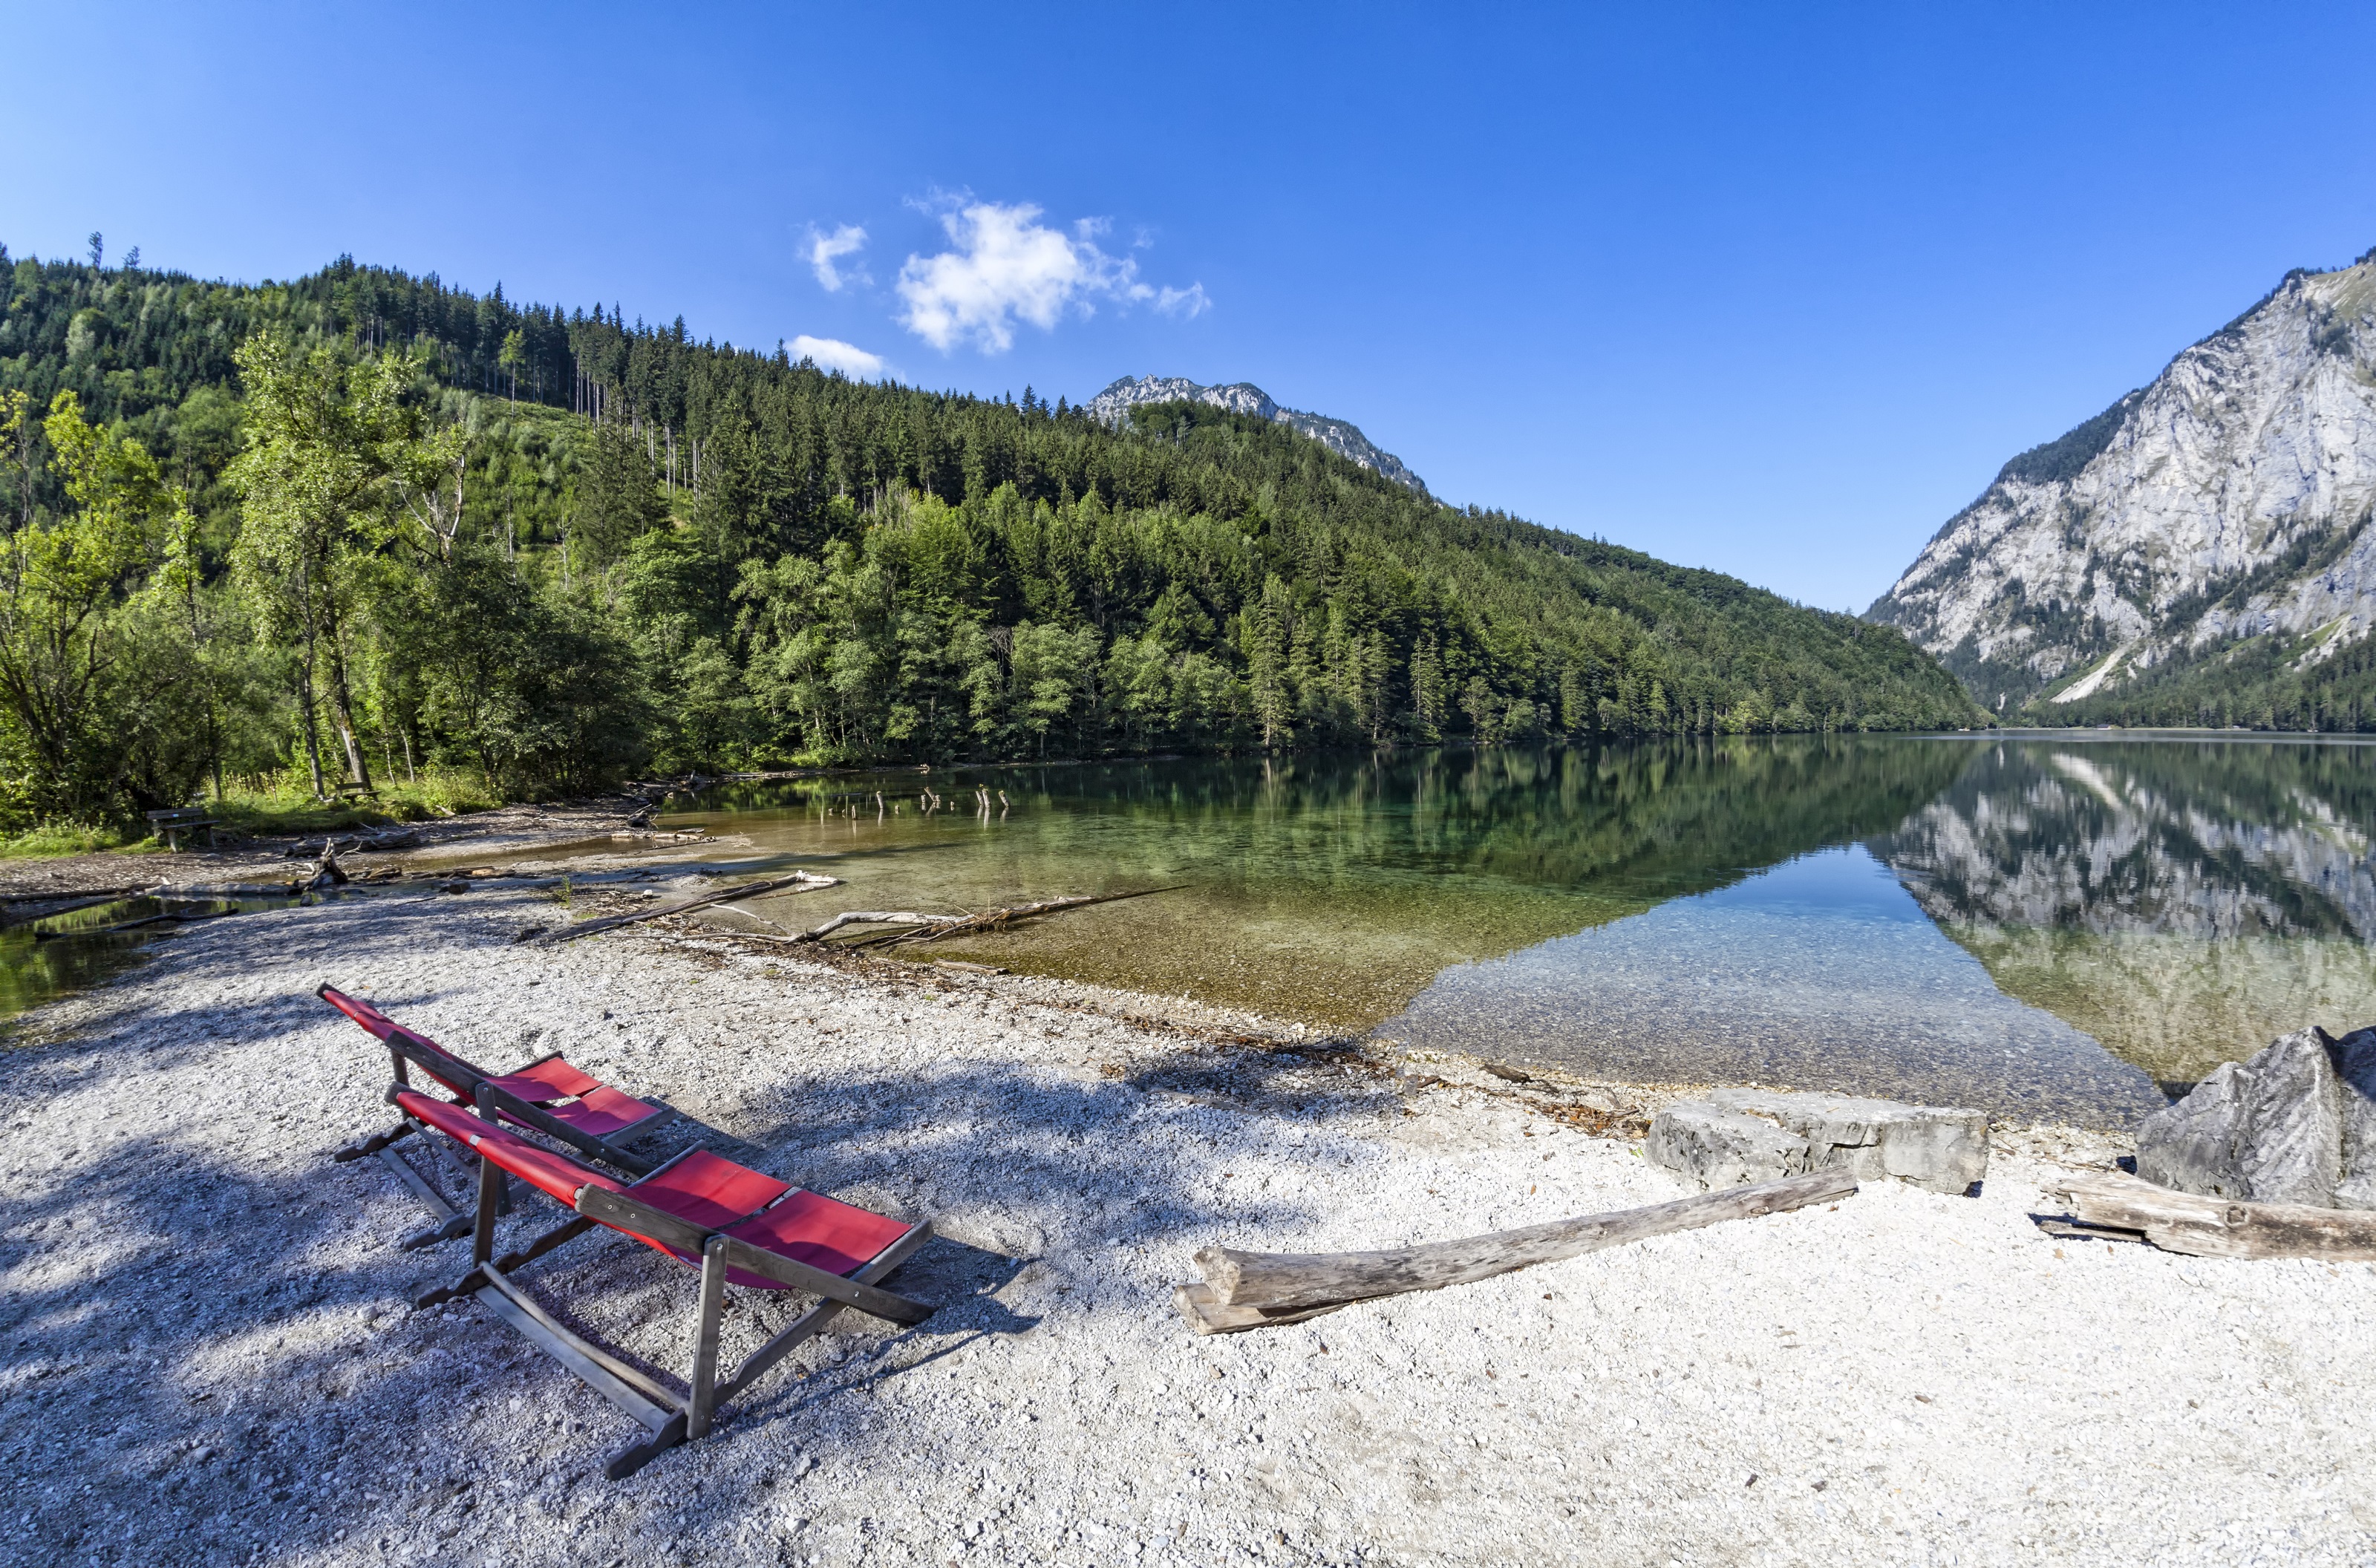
[0,909,1390,1563]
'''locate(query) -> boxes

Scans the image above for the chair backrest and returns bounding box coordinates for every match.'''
[319,984,492,1103]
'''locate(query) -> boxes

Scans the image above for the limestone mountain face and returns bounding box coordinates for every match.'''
[1868,252,2376,712]
[1084,375,1429,494]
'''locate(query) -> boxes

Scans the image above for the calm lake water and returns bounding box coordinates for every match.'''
[7,735,2371,1127]
[662,734,2376,1126]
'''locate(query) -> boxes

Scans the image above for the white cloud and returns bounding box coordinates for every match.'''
[806,224,869,291]
[786,335,890,379]
[895,200,1207,353]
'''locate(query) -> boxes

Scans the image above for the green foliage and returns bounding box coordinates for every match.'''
[0,389,199,820]
[0,819,134,858]
[209,768,500,834]
[2029,616,2376,732]
[0,239,1985,829]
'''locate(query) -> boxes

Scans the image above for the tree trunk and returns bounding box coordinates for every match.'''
[295,563,327,801]
[320,600,373,794]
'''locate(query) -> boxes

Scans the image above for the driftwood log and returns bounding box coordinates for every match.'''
[786,886,1182,948]
[1176,1168,1859,1334]
[2050,1172,2376,1260]
[541,871,841,944]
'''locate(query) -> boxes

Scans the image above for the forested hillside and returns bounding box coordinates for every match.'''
[0,243,1981,828]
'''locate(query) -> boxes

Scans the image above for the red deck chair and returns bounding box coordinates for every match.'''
[320,984,672,1242]
[394,1085,934,1478]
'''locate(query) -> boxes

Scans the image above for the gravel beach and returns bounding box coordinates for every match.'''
[5,883,2374,1567]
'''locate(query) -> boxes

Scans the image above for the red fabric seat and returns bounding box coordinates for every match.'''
[391,1091,905,1287]
[322,985,659,1143]
[725,1190,912,1282]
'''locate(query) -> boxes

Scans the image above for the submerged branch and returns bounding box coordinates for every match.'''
[541,870,841,943]
[783,885,1187,948]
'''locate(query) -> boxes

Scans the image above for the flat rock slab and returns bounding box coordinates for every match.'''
[1648,1088,1987,1195]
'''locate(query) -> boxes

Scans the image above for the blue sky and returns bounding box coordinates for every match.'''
[4,3,2372,610]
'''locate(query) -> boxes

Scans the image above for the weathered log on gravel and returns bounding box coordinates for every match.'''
[541,871,840,943]
[790,910,965,944]
[34,909,227,942]
[2050,1171,2376,1260]
[1189,1167,1859,1319]
[1171,1282,1347,1334]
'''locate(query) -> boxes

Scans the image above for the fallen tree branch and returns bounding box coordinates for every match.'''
[1175,1168,1859,1333]
[541,871,841,943]
[2049,1171,2376,1260]
[785,886,1185,948]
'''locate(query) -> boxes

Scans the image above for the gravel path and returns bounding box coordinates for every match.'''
[4,886,2373,1566]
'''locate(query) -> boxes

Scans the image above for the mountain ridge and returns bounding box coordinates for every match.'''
[1867,249,2376,725]
[1085,374,1429,494]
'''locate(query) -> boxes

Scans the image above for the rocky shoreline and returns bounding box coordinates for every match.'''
[3,881,2372,1564]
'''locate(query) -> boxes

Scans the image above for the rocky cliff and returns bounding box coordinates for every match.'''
[1868,251,2376,714]
[1084,375,1429,494]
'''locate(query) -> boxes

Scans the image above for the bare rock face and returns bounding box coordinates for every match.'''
[1643,1102,1809,1188]
[1868,251,2376,712]
[1647,1090,1988,1195]
[2139,1027,2376,1207]
[1708,1088,1988,1195]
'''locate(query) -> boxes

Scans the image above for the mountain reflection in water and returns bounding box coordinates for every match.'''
[1871,739,2376,1090]
[650,736,2376,1126]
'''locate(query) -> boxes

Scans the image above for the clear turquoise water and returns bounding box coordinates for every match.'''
[662,735,2376,1125]
[11,734,2372,1126]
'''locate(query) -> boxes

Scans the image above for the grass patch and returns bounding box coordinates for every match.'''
[0,771,513,858]
[208,770,505,836]
[0,821,137,859]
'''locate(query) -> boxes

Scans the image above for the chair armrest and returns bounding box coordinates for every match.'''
[714,1232,933,1324]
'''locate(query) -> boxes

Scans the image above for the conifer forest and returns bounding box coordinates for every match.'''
[0,244,1983,828]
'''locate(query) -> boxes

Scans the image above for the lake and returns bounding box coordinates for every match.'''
[7,734,2370,1128]
[663,734,2376,1126]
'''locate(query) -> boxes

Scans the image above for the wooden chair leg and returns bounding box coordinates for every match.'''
[686,1238,729,1440]
[333,1120,415,1163]
[417,1215,598,1309]
[471,1153,503,1267]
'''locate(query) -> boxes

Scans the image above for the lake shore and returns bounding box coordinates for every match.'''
[5,884,2372,1566]
[0,794,665,914]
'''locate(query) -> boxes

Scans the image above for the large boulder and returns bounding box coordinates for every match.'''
[1646,1089,1987,1195]
[2137,1026,2376,1208]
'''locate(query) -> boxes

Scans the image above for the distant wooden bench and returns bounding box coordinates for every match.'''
[146,807,219,852]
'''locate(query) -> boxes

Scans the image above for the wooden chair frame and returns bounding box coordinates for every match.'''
[404,1085,935,1479]
[322,986,672,1246]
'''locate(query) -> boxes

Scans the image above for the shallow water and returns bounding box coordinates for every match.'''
[663,735,2376,1125]
[0,893,298,1022]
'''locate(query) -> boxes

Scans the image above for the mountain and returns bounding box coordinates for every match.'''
[1868,249,2376,728]
[1086,374,1429,494]
[0,243,1982,827]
